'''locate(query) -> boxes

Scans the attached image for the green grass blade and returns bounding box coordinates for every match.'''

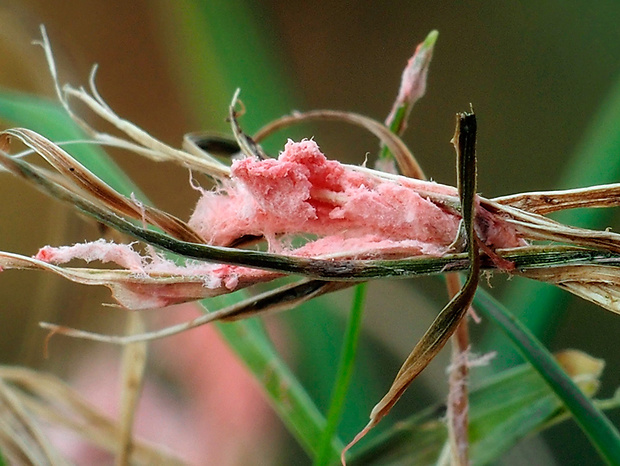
[348,352,620,465]
[207,295,344,458]
[484,72,620,364]
[474,288,620,465]
[155,3,364,458]
[153,0,299,141]
[313,283,367,466]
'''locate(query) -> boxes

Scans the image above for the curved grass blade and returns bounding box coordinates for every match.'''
[254,109,424,180]
[474,288,620,465]
[0,89,143,198]
[206,295,345,458]
[485,72,620,364]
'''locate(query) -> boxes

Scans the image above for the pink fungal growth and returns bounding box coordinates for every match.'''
[36,240,146,272]
[34,240,279,309]
[33,139,524,310]
[190,139,523,257]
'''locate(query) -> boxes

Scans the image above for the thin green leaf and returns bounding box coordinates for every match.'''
[207,295,345,458]
[313,283,367,466]
[474,288,620,465]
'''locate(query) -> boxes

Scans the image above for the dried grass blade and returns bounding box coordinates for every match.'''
[62,86,231,178]
[40,279,347,345]
[116,313,147,465]
[379,33,469,464]
[1,128,204,243]
[341,112,481,463]
[493,183,620,215]
[486,200,620,253]
[253,109,424,179]
[35,26,229,179]
[519,265,620,314]
[229,90,268,160]
[0,251,276,310]
[0,378,65,465]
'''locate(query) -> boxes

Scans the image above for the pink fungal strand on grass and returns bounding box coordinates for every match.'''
[36,240,146,272]
[35,239,279,309]
[35,239,275,288]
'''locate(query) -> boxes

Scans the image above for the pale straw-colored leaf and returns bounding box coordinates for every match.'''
[519,265,620,314]
[485,199,620,253]
[0,366,184,464]
[117,313,147,465]
[0,251,276,310]
[493,183,620,215]
[35,25,230,179]
[39,279,347,345]
[0,378,66,465]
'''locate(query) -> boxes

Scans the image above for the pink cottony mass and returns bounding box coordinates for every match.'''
[189,139,523,255]
[35,140,524,309]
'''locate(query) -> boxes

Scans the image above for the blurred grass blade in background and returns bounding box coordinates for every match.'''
[348,349,620,466]
[483,71,620,366]
[153,0,298,138]
[153,0,387,457]
[474,288,620,465]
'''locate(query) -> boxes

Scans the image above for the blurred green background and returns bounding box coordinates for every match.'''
[0,1,620,464]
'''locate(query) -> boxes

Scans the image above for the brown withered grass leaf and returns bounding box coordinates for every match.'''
[341,111,480,462]
[1,128,204,243]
